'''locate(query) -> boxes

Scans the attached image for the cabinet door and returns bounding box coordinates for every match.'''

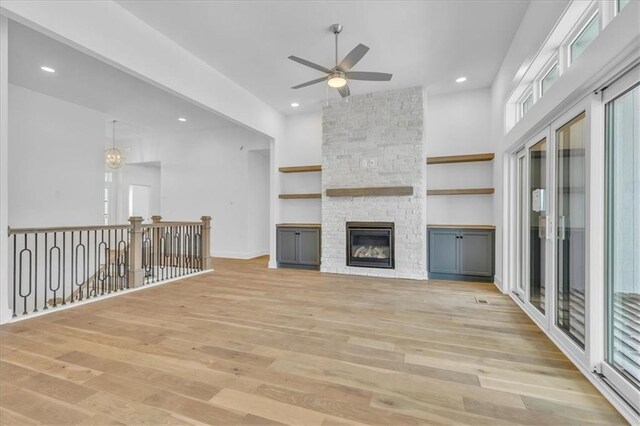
[277,229,298,264]
[459,231,493,277]
[428,230,459,274]
[297,229,320,266]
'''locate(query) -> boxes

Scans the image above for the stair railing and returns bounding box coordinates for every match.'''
[7,216,212,319]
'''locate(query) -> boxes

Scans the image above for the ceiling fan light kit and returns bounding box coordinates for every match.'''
[327,71,347,88]
[289,24,392,98]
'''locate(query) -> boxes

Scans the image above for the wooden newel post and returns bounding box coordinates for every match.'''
[151,215,162,224]
[201,216,213,271]
[128,216,145,288]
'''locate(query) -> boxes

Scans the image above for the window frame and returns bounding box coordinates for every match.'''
[538,55,560,98]
[566,7,601,66]
[615,0,630,14]
[519,89,534,120]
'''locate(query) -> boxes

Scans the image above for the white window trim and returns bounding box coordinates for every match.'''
[518,88,534,121]
[505,1,604,132]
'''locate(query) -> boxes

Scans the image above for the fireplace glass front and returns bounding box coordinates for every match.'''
[346,222,394,269]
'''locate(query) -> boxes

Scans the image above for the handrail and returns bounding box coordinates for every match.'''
[142,221,202,228]
[9,220,208,235]
[8,224,130,235]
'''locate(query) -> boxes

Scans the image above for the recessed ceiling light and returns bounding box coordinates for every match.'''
[456,77,467,83]
[290,102,300,107]
[40,66,56,73]
[178,117,187,122]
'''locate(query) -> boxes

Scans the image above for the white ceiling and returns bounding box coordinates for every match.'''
[8,20,239,138]
[117,0,530,115]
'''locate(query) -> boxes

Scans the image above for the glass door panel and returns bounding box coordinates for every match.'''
[516,152,526,298]
[529,139,547,314]
[605,83,640,390]
[555,112,586,348]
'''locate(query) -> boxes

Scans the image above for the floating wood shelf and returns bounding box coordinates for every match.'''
[326,186,414,197]
[279,193,321,199]
[278,165,322,173]
[276,223,321,228]
[427,188,495,196]
[426,153,495,165]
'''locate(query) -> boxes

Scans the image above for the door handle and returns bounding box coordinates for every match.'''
[558,216,566,240]
[538,215,546,240]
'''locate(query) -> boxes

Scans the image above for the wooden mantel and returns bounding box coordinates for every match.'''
[325,186,414,197]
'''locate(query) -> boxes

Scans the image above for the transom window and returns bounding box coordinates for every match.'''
[521,93,534,117]
[570,13,600,64]
[541,63,559,96]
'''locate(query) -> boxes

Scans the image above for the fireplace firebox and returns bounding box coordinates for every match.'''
[346,222,395,269]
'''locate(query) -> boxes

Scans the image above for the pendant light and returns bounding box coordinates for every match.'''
[105,120,123,169]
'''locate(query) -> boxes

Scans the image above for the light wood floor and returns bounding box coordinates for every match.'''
[0,257,627,425]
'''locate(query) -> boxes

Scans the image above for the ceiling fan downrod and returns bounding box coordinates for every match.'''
[330,24,342,68]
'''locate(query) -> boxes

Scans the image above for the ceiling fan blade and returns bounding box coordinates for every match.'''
[345,71,392,81]
[288,55,332,74]
[337,84,350,98]
[337,44,369,71]
[291,76,328,89]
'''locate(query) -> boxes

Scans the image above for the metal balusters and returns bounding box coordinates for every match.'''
[8,219,209,319]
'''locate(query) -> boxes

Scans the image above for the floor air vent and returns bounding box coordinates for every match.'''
[475,297,489,304]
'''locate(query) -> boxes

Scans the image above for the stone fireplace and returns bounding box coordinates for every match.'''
[321,86,426,279]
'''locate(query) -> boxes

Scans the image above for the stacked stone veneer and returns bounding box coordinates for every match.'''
[321,86,426,279]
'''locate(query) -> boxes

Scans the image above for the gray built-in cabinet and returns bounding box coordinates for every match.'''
[427,226,495,282]
[276,225,321,269]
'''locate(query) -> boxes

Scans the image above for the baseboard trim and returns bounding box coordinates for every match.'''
[509,293,640,424]
[493,276,505,293]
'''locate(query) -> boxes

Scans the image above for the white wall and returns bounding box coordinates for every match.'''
[426,88,494,225]
[1,15,10,323]
[247,149,270,257]
[278,111,322,224]
[8,84,105,227]
[123,125,271,258]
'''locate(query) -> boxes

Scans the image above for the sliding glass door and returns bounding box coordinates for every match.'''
[603,77,639,408]
[555,112,587,349]
[512,66,640,414]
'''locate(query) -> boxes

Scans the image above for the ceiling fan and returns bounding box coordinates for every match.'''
[289,24,392,98]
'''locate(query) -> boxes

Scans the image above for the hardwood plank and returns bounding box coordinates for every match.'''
[210,388,328,426]
[427,153,495,164]
[279,165,322,173]
[0,387,92,425]
[78,392,176,425]
[0,257,625,425]
[326,186,413,197]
